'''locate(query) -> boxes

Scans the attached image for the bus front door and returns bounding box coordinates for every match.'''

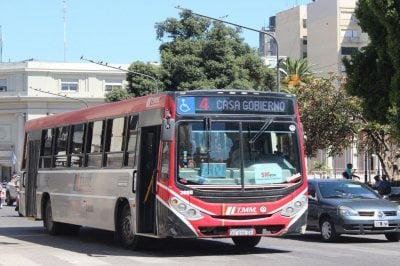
[137,126,160,234]
[21,140,40,217]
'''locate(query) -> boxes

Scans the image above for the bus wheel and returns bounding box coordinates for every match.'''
[232,236,261,248]
[119,204,144,250]
[43,199,61,235]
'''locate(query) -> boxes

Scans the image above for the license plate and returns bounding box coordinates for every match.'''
[229,228,255,236]
[374,220,389,227]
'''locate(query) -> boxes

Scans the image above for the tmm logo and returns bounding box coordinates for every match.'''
[225,206,257,215]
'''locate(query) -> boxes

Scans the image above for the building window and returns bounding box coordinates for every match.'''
[105,80,123,92]
[302,19,307,29]
[61,79,79,92]
[0,79,7,92]
[341,47,358,55]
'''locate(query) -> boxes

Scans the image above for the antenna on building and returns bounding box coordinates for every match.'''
[80,56,159,93]
[63,0,67,62]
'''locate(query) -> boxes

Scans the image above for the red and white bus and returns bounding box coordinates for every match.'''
[19,90,308,249]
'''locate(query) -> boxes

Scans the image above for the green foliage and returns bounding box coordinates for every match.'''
[127,61,164,97]
[104,88,132,102]
[344,0,400,139]
[293,75,362,157]
[155,11,276,91]
[280,57,313,89]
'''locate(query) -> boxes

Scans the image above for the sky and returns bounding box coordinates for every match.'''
[0,0,313,64]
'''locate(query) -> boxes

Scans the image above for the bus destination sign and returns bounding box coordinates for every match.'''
[176,96,294,115]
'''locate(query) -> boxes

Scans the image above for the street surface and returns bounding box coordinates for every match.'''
[0,204,399,266]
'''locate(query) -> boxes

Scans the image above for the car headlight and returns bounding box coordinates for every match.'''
[169,197,203,220]
[338,205,358,216]
[280,195,307,217]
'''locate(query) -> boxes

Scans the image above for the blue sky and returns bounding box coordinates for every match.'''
[0,0,312,64]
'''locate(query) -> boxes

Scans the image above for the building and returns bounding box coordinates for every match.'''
[259,0,377,179]
[307,0,369,74]
[0,61,128,181]
[276,5,308,60]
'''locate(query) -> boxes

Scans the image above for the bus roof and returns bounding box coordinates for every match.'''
[24,93,172,131]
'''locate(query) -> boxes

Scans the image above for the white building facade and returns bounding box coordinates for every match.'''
[0,61,128,181]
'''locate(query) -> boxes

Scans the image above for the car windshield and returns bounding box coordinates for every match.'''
[177,120,302,187]
[318,181,380,199]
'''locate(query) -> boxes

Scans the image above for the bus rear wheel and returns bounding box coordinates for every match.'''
[44,199,61,235]
[232,236,261,248]
[119,204,145,250]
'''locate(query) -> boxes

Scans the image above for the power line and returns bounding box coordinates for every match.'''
[30,87,88,108]
[80,56,159,93]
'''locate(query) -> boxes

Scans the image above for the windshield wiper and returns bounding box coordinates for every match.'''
[248,118,273,144]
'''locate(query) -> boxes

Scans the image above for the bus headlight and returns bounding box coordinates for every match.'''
[169,197,203,220]
[280,195,307,217]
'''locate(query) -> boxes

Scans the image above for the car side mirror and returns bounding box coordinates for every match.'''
[309,189,316,198]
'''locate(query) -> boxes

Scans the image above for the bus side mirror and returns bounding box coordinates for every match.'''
[162,118,175,141]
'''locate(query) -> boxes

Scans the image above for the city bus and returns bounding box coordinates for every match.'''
[19,90,308,249]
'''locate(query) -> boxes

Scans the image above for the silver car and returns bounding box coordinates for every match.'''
[5,179,19,206]
[307,179,400,242]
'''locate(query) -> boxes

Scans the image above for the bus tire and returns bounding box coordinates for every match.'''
[232,236,261,248]
[119,204,144,250]
[43,199,61,235]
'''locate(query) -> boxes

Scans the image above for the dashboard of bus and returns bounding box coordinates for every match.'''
[176,119,302,189]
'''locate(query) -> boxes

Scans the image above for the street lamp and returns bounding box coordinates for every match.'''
[176,6,280,92]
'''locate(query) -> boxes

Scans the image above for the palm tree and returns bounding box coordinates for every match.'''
[279,58,313,91]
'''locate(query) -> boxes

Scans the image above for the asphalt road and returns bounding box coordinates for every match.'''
[0,204,399,266]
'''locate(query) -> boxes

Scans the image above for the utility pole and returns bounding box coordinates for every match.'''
[0,25,3,63]
[176,7,280,92]
[63,0,67,62]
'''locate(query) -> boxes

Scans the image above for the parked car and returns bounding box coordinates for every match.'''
[5,177,19,206]
[307,179,400,242]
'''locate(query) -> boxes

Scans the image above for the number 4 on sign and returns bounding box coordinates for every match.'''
[199,98,209,110]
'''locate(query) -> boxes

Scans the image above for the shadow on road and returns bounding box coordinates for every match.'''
[0,216,291,258]
[284,231,389,244]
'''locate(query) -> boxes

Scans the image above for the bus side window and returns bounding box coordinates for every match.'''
[124,115,138,167]
[86,120,104,168]
[70,123,85,167]
[54,126,69,168]
[39,128,54,168]
[104,117,125,168]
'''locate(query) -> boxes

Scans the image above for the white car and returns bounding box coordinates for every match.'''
[5,179,19,206]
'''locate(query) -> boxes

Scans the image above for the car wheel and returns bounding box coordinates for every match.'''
[232,236,262,248]
[320,217,339,242]
[6,191,14,206]
[43,199,61,235]
[385,233,400,242]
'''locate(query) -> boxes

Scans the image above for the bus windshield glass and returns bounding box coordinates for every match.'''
[177,120,301,187]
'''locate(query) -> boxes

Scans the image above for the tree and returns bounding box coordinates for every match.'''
[155,10,276,91]
[105,88,131,102]
[127,61,164,97]
[280,57,313,89]
[342,0,400,180]
[292,75,362,158]
[343,0,400,136]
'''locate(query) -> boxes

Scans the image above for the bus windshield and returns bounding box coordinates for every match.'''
[177,120,302,187]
